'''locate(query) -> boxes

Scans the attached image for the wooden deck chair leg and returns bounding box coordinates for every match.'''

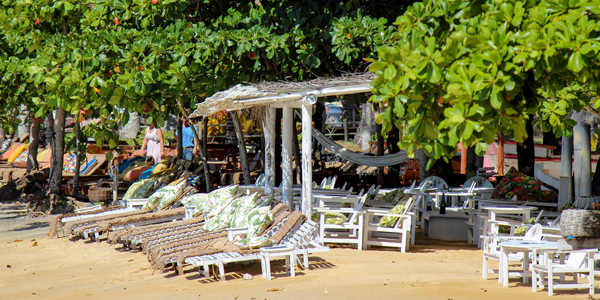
[482,256,488,280]
[588,254,595,296]
[218,261,226,281]
[302,251,309,269]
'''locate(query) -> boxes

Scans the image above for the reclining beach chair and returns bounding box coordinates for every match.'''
[183,212,326,281]
[65,185,195,241]
[152,204,292,274]
[260,219,329,280]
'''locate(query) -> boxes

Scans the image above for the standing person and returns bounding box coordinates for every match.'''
[178,117,198,161]
[141,122,164,165]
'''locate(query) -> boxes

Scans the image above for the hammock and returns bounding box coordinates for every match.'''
[312,128,409,167]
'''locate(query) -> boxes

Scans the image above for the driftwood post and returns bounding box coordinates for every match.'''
[282,105,294,208]
[230,111,251,184]
[177,98,211,192]
[263,106,276,195]
[301,95,316,217]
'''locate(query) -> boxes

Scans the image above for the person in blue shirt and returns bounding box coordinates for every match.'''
[177,117,198,161]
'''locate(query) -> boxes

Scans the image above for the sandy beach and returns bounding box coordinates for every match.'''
[0,203,596,300]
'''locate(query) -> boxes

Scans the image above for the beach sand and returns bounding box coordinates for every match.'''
[0,203,596,300]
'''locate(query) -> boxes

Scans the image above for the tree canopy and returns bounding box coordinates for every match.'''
[369,0,600,168]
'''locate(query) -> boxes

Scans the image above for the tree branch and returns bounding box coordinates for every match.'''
[583,105,600,121]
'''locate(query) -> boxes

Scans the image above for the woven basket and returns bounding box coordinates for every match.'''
[88,187,112,203]
[559,209,600,238]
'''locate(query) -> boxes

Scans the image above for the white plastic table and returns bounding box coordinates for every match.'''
[499,240,558,287]
[481,206,537,236]
[314,194,362,208]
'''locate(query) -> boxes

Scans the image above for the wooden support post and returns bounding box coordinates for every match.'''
[302,95,316,217]
[497,133,504,176]
[282,105,294,208]
[263,106,276,195]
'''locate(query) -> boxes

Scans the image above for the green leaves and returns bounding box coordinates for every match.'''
[369,0,600,164]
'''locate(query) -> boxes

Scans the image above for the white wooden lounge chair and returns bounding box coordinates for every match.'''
[182,213,307,280]
[260,219,328,280]
[316,193,368,249]
[531,248,596,296]
[481,223,543,280]
[362,196,416,252]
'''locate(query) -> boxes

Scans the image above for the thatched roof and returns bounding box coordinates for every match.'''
[190,73,376,118]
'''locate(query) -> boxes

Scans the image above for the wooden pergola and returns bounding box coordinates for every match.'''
[190,73,375,216]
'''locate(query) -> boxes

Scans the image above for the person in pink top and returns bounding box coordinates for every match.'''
[141,122,164,165]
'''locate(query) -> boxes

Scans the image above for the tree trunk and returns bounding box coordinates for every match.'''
[376,123,384,186]
[27,113,40,173]
[543,130,561,155]
[517,115,535,177]
[230,111,251,185]
[16,105,29,138]
[120,111,140,139]
[0,127,5,143]
[44,114,53,149]
[225,113,237,144]
[176,117,183,160]
[357,102,374,151]
[292,113,302,184]
[387,126,401,185]
[72,118,81,197]
[416,148,430,181]
[49,107,66,195]
[313,101,325,172]
[202,117,208,159]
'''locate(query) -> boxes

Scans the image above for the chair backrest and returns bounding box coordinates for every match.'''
[373,185,381,197]
[328,175,338,189]
[412,180,431,208]
[319,178,328,189]
[341,182,347,190]
[467,181,477,193]
[419,176,448,190]
[254,174,265,187]
[565,251,588,269]
[358,188,365,196]
[523,223,543,241]
[281,220,318,249]
[347,193,370,224]
[463,175,493,189]
[406,181,417,193]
